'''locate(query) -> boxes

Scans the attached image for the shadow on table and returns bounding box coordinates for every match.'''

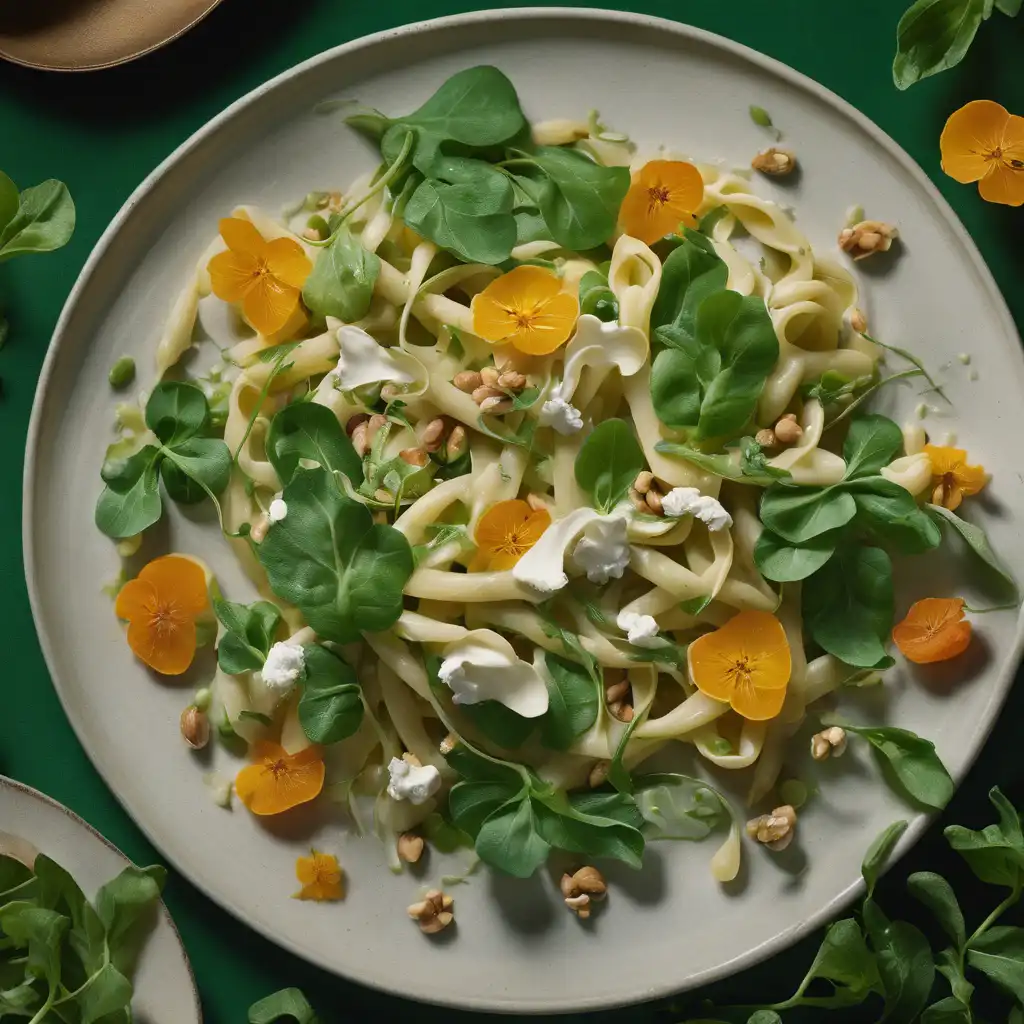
[0,0,319,124]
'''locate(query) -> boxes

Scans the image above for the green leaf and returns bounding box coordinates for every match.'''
[144,381,208,446]
[746,1013,782,1024]
[893,0,986,90]
[996,0,1023,12]
[843,414,903,479]
[163,436,232,496]
[0,983,40,1015]
[804,545,894,668]
[804,918,880,996]
[927,503,1018,594]
[936,946,975,1007]
[691,290,779,439]
[921,997,972,1023]
[749,105,774,128]
[862,820,909,896]
[651,228,728,335]
[753,528,837,582]
[421,811,474,853]
[849,477,942,554]
[475,795,551,877]
[737,435,791,481]
[449,780,522,837]
[838,722,954,809]
[569,789,646,831]
[214,599,282,674]
[298,644,363,744]
[967,925,1024,1001]
[574,418,645,514]
[403,156,516,265]
[656,441,787,486]
[375,65,526,173]
[78,963,133,1024]
[0,179,75,259]
[0,171,19,233]
[95,865,166,974]
[579,269,619,322]
[94,445,163,539]
[863,898,935,1024]
[257,468,414,643]
[461,700,535,750]
[0,904,68,985]
[0,853,33,894]
[266,402,362,487]
[540,653,599,751]
[633,773,731,841]
[532,792,645,867]
[759,483,857,544]
[442,741,524,787]
[945,787,1024,887]
[33,854,105,975]
[908,871,965,947]
[249,987,321,1024]
[650,343,707,429]
[301,224,380,322]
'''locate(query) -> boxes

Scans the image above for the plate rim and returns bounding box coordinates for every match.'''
[22,6,1024,1012]
[0,0,225,73]
[0,774,203,1022]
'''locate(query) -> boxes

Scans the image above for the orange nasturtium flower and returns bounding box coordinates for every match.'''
[470,499,551,572]
[235,742,326,816]
[893,598,972,664]
[687,610,791,721]
[618,160,704,244]
[940,100,1024,207]
[115,555,209,675]
[923,444,987,512]
[293,850,345,902]
[470,266,579,355]
[207,217,313,337]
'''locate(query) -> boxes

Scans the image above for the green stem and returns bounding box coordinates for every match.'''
[861,331,950,404]
[967,881,1021,947]
[231,349,293,464]
[27,991,55,1024]
[824,368,923,429]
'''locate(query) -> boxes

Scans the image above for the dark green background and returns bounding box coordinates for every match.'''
[2,2,1023,1020]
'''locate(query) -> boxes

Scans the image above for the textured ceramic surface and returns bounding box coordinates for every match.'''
[23,9,1024,1013]
[0,777,201,1023]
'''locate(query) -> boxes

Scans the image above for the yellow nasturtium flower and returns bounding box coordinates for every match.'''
[470,499,551,571]
[471,266,578,355]
[940,100,1024,207]
[923,445,987,512]
[293,850,345,902]
[618,160,704,244]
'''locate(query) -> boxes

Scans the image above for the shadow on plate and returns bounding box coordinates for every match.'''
[0,0,107,34]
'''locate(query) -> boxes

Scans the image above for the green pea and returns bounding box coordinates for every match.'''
[108,356,136,390]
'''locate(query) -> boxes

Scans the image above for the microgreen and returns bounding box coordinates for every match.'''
[266,401,362,488]
[298,644,363,744]
[927,503,1019,596]
[633,773,732,841]
[893,0,996,90]
[539,652,600,752]
[301,223,380,321]
[214,598,282,674]
[0,177,75,260]
[574,417,645,514]
[578,268,619,322]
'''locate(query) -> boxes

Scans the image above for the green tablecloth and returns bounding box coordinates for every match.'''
[2,1,1023,1020]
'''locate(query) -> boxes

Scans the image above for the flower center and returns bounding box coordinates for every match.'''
[986,146,1004,163]
[149,602,180,637]
[496,528,530,557]
[646,184,672,211]
[252,257,272,281]
[268,759,288,779]
[727,655,754,689]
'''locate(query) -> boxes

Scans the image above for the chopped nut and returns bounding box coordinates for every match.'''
[345,413,370,437]
[453,370,482,393]
[402,751,423,768]
[850,307,868,334]
[746,804,797,851]
[497,370,527,391]
[420,417,448,452]
[773,413,804,446]
[755,428,778,449]
[588,759,611,789]
[526,492,551,512]
[471,384,505,405]
[180,705,209,749]
[480,366,501,387]
[645,488,664,516]
[564,893,592,919]
[250,515,270,544]
[407,888,455,934]
[628,487,648,513]
[559,873,577,898]
[633,470,655,495]
[752,147,797,176]
[350,422,370,456]
[439,732,457,755]
[570,865,607,896]
[609,701,634,723]
[811,726,847,761]
[605,679,630,704]
[367,412,388,436]
[399,447,429,468]
[478,395,513,415]
[397,832,425,864]
[839,219,898,261]
[444,425,468,462]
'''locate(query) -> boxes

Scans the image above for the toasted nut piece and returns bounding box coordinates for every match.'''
[445,425,468,462]
[350,423,370,456]
[605,679,630,704]
[633,470,655,495]
[374,488,392,504]
[571,866,607,896]
[564,893,592,919]
[250,515,270,544]
[397,833,425,864]
[645,488,664,515]
[480,365,500,387]
[439,732,457,755]
[453,370,483,393]
[746,804,797,851]
[402,751,423,768]
[525,492,551,512]
[773,413,804,445]
[407,890,455,934]
[752,147,797,176]
[399,447,429,468]
[617,703,635,723]
[628,487,648,513]
[345,413,370,437]
[850,307,868,333]
[755,428,777,449]
[559,872,576,898]
[180,706,210,749]
[420,911,454,934]
[497,370,527,390]
[811,727,847,761]
[407,900,430,919]
[839,220,898,260]
[471,385,504,404]
[420,417,448,451]
[588,759,611,789]
[479,396,513,415]
[367,413,388,436]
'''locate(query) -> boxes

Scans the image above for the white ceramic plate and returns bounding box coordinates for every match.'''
[0,777,201,1023]
[24,8,1024,1014]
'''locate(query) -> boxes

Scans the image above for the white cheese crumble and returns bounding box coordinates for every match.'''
[512,507,601,594]
[571,514,630,584]
[438,630,549,718]
[386,757,442,805]
[268,498,288,522]
[261,642,305,692]
[616,611,661,648]
[333,324,420,392]
[662,487,733,531]
[538,395,584,435]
